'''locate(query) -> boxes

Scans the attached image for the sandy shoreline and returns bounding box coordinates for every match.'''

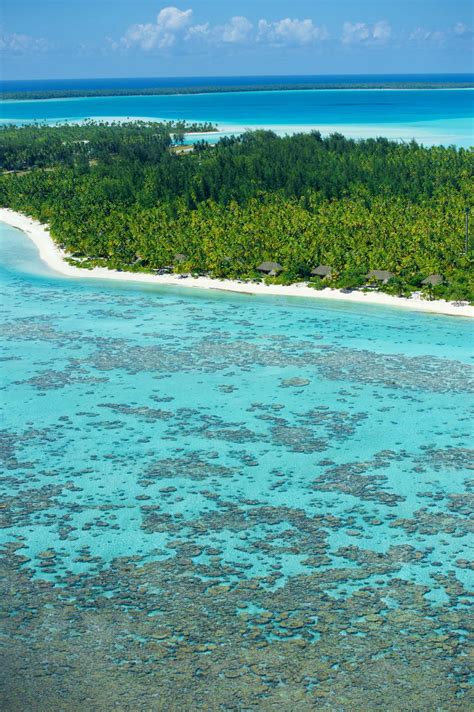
[1,207,473,318]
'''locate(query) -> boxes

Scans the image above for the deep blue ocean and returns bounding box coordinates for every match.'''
[2,73,473,93]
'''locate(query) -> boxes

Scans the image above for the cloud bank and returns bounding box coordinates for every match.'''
[341,21,391,44]
[107,5,472,59]
[114,6,193,50]
[0,32,50,53]
[112,6,329,52]
[258,19,328,46]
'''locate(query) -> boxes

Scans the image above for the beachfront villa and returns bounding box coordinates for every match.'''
[311,265,333,279]
[366,269,395,284]
[422,274,444,286]
[257,261,283,276]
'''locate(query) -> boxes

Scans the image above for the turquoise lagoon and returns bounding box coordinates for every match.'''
[1,87,473,147]
[1,222,473,708]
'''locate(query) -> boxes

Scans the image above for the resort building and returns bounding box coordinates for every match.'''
[257,261,283,276]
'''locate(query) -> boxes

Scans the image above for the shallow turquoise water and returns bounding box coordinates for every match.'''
[1,222,473,707]
[1,88,473,147]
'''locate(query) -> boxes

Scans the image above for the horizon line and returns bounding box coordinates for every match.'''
[2,71,474,84]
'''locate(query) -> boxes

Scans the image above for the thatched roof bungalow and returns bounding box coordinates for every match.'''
[366,270,395,284]
[421,274,444,286]
[257,261,283,276]
[174,253,188,264]
[311,265,332,278]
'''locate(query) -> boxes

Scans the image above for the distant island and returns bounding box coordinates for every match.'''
[2,81,473,102]
[0,121,472,303]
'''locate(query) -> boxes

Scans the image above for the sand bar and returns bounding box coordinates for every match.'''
[1,208,473,318]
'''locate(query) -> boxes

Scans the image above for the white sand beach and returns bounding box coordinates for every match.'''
[1,207,473,318]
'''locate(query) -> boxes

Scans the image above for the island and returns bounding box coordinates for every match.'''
[2,80,473,101]
[0,121,472,306]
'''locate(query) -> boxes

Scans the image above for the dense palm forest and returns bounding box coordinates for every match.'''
[0,122,472,300]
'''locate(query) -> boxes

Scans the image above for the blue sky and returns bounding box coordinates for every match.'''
[1,1,473,79]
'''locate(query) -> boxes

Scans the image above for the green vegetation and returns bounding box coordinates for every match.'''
[2,81,473,101]
[1,122,473,301]
[0,121,216,171]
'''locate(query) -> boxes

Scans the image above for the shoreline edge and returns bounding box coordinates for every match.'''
[1,207,473,318]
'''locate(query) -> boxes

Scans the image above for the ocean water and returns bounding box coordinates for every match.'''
[2,72,473,93]
[1,86,473,147]
[1,222,473,708]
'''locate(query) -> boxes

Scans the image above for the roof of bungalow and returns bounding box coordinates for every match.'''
[421,274,444,286]
[311,265,332,277]
[367,270,395,282]
[257,261,283,273]
[174,253,188,263]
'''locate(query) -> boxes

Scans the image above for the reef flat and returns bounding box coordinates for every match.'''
[0,223,473,710]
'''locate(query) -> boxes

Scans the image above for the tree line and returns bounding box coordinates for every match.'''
[2,81,472,102]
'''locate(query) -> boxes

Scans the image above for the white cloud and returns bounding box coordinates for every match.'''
[258,18,328,46]
[117,6,193,51]
[342,22,370,44]
[409,23,472,44]
[185,22,211,41]
[220,16,253,44]
[372,21,391,42]
[453,22,468,36]
[157,6,193,31]
[452,22,473,39]
[0,32,50,53]
[408,27,444,43]
[342,20,391,44]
